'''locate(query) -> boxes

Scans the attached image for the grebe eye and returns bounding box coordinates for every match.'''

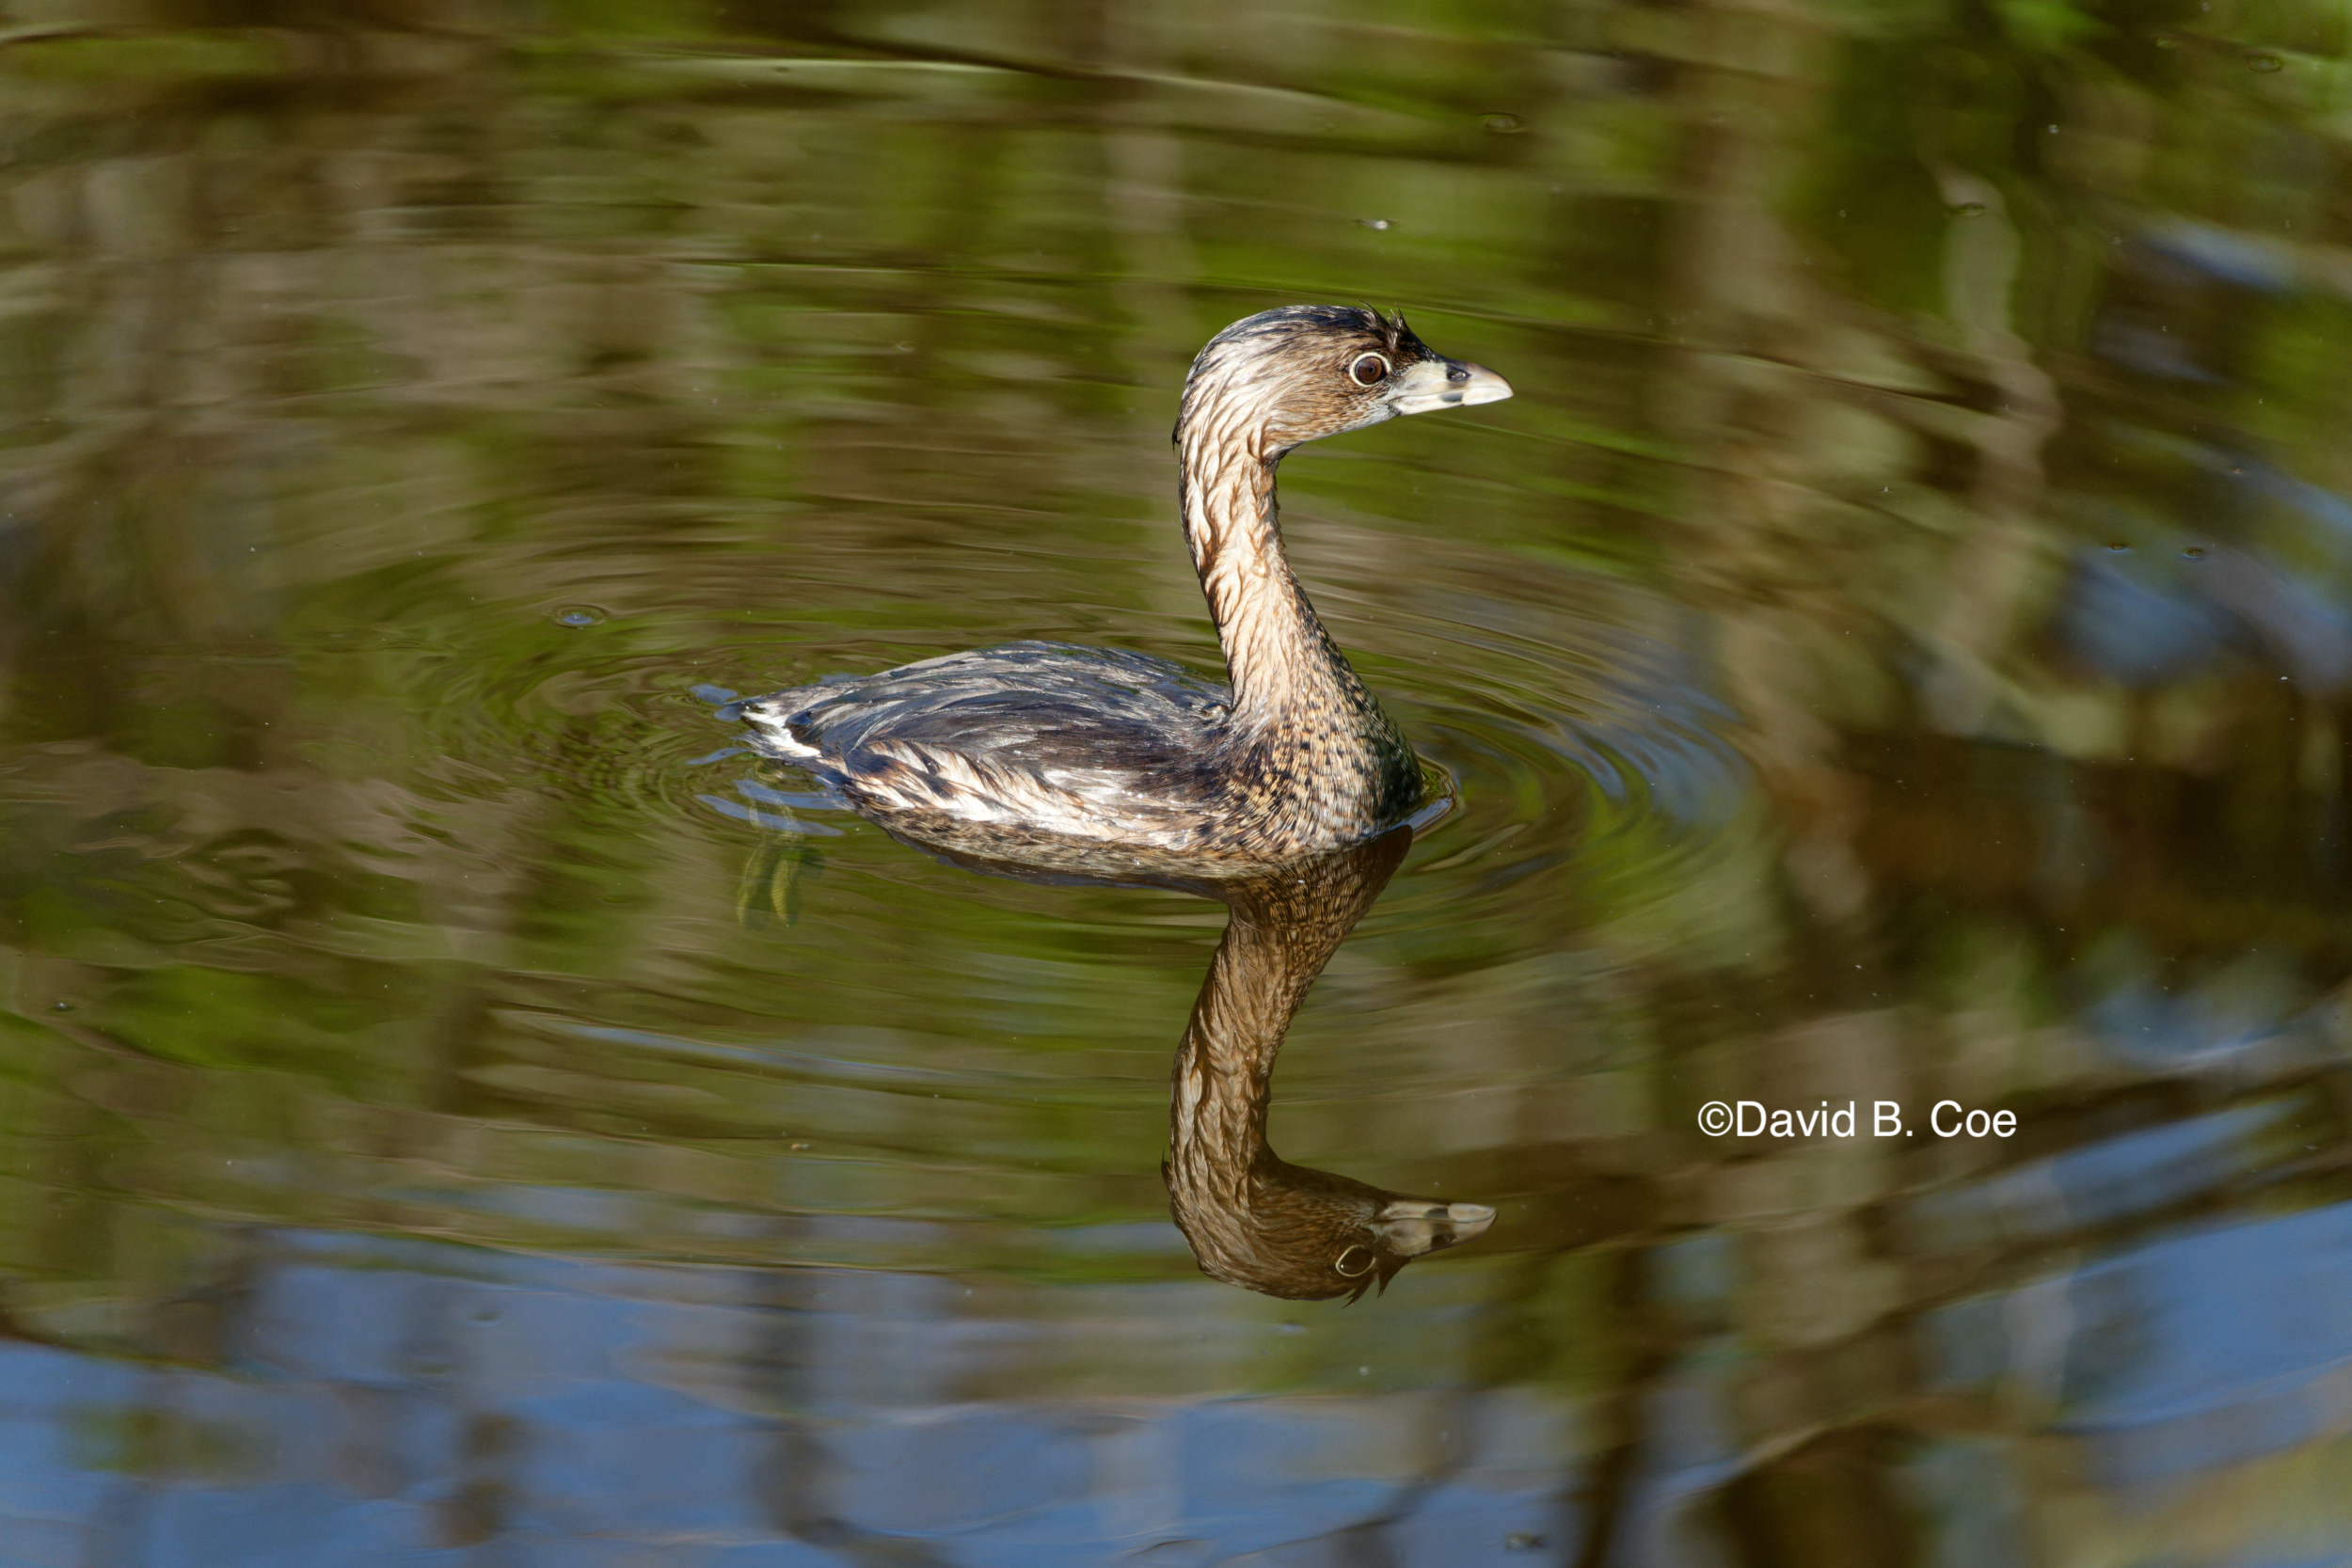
[1347,353,1391,387]
[1335,1244,1376,1277]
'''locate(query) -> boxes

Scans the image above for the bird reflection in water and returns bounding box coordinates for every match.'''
[737,820,1496,1299]
[1164,828,1496,1300]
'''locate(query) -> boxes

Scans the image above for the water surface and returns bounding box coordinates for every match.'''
[4,0,2352,1562]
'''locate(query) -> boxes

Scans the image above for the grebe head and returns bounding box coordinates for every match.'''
[1179,305,1513,457]
[1167,1155,1498,1302]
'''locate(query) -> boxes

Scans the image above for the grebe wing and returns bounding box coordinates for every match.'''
[742,641,1228,774]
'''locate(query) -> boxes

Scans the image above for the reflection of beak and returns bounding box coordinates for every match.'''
[1373,1198,1499,1257]
[1390,359,1514,416]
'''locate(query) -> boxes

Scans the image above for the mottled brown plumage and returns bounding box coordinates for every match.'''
[732,306,1511,871]
[1164,829,1495,1301]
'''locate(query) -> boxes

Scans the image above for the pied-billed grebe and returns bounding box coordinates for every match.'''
[736,306,1511,864]
[1166,828,1494,1300]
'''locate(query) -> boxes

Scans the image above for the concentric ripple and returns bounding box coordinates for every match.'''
[356,515,1752,954]
[3,392,1769,1295]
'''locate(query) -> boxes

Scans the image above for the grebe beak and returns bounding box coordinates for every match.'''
[1448,363,1513,406]
[1389,359,1514,416]
[1372,1197,1498,1256]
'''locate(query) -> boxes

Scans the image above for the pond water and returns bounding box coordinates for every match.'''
[4,0,2352,1562]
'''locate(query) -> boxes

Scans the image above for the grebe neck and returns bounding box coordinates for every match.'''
[1166,898,1321,1211]
[1175,420,1362,729]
